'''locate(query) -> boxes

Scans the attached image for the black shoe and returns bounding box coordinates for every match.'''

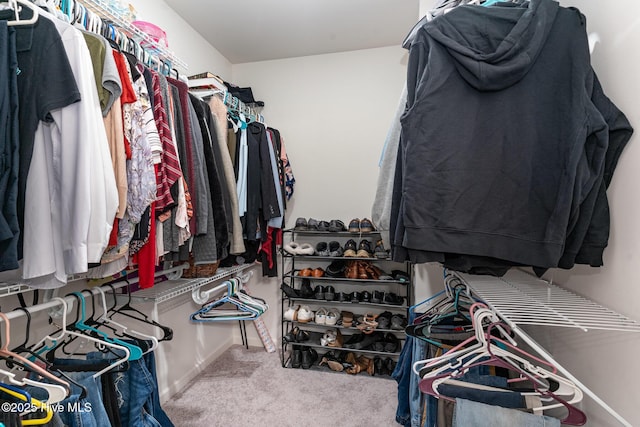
[315,242,330,256]
[384,333,400,353]
[302,348,318,369]
[356,241,372,258]
[307,218,319,230]
[376,311,392,329]
[291,347,302,368]
[326,260,346,277]
[344,239,357,257]
[350,291,361,303]
[324,286,336,301]
[328,219,346,232]
[296,329,310,343]
[361,291,371,303]
[281,283,300,298]
[374,240,388,259]
[317,220,331,231]
[385,357,396,375]
[392,270,410,283]
[294,218,308,230]
[314,285,326,300]
[336,292,351,302]
[300,279,314,298]
[384,292,404,306]
[371,290,384,304]
[328,241,344,257]
[374,356,385,375]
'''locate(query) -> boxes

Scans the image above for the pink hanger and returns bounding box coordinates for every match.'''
[0,312,70,390]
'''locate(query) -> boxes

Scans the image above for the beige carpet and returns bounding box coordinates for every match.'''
[163,345,400,427]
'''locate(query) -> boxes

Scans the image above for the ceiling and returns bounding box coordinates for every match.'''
[163,0,420,64]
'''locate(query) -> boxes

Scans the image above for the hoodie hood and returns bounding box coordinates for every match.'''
[425,0,559,91]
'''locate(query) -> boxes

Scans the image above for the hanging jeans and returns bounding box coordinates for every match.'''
[143,349,175,427]
[392,311,415,426]
[88,348,163,427]
[452,398,561,427]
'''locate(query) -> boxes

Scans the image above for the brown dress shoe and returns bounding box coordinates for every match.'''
[298,268,313,277]
[312,268,325,277]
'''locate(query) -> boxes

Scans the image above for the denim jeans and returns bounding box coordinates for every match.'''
[143,349,174,427]
[45,363,112,427]
[453,398,560,427]
[392,311,416,426]
[88,349,162,427]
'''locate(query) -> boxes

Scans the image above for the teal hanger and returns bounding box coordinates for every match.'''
[481,0,503,6]
[70,292,143,361]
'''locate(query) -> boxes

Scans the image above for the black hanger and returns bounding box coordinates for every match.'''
[107,282,173,342]
[11,307,88,400]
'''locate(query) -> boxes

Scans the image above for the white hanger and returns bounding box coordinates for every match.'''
[93,287,159,355]
[4,0,39,26]
[31,297,131,379]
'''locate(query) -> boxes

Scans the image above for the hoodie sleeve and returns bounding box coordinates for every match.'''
[405,38,430,111]
[574,70,633,267]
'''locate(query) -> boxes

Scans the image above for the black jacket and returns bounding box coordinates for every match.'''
[392,0,632,270]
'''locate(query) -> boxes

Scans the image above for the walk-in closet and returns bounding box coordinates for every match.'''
[0,0,638,426]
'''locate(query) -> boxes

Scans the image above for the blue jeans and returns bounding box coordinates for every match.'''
[88,349,162,427]
[453,398,561,427]
[45,362,112,427]
[392,311,416,426]
[143,349,174,427]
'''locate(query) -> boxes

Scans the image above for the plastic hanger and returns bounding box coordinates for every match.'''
[65,292,142,361]
[91,287,158,355]
[0,313,70,403]
[12,307,89,400]
[0,385,53,426]
[107,283,173,342]
[31,298,131,379]
[3,0,39,26]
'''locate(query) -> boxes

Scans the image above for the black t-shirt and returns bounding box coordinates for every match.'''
[0,10,81,258]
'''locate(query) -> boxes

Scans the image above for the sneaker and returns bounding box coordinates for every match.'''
[315,307,328,324]
[307,218,319,230]
[356,240,373,258]
[328,241,344,257]
[294,217,308,230]
[374,240,388,259]
[317,220,331,231]
[328,220,346,232]
[360,218,375,233]
[344,239,357,257]
[325,308,340,326]
[315,242,330,257]
[284,305,300,321]
[297,306,315,323]
[348,218,360,233]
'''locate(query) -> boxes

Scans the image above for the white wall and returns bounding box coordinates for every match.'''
[232,46,408,227]
[131,0,232,79]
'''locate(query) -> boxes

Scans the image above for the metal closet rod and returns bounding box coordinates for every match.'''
[0,264,187,323]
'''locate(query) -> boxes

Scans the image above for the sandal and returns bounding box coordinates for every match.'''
[356,313,379,334]
[283,305,300,322]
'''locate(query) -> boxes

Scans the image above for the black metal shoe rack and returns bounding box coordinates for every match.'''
[280,228,412,377]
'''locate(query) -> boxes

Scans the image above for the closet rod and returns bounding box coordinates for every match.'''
[455,269,636,427]
[0,264,188,323]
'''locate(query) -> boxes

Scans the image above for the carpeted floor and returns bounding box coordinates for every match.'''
[163,345,400,427]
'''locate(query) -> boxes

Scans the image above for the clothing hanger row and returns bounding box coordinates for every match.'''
[410,298,587,425]
[0,0,39,26]
[190,274,268,322]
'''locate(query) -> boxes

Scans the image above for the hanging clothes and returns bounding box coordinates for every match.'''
[391,0,633,274]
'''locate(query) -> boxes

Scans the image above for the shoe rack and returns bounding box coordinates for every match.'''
[280,227,412,377]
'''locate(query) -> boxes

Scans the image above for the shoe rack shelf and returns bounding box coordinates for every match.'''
[287,320,405,334]
[284,296,408,309]
[280,227,413,376]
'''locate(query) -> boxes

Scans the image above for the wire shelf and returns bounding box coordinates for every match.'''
[0,283,33,298]
[80,0,188,70]
[456,269,640,333]
[132,263,256,304]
